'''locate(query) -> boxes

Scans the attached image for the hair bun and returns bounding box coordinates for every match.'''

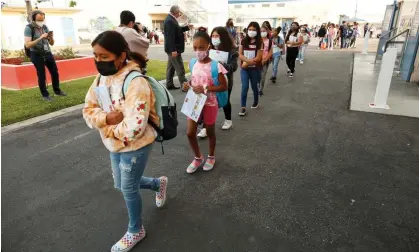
[198,27,207,32]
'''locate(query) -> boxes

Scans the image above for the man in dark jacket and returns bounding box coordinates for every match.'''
[164,5,193,90]
[339,21,348,49]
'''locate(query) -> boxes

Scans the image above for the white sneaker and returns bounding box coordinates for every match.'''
[111,227,146,252]
[221,120,233,130]
[156,176,168,208]
[197,128,207,138]
[296,58,299,61]
[300,60,304,65]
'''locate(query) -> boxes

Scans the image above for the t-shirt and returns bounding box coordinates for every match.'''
[24,24,50,52]
[191,61,228,107]
[272,34,284,55]
[262,38,273,58]
[241,39,263,68]
[287,34,299,48]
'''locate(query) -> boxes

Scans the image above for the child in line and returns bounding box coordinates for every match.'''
[197,26,239,138]
[238,22,263,116]
[270,26,284,83]
[298,26,311,65]
[183,27,228,173]
[259,25,273,96]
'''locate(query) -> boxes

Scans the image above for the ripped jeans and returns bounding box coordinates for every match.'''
[110,144,160,233]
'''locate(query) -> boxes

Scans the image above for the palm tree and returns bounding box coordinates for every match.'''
[24,0,33,23]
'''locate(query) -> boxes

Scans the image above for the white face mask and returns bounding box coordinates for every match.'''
[212,38,221,47]
[248,31,257,38]
[35,21,44,27]
[261,32,267,38]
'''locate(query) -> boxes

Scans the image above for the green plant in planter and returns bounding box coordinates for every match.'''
[69,0,77,7]
[55,47,79,60]
[1,49,11,58]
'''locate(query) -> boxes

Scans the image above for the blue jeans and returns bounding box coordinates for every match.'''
[240,68,260,107]
[110,144,160,233]
[298,44,308,61]
[271,53,281,77]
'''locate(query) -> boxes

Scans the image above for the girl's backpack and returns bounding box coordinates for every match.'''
[189,59,228,108]
[122,71,178,147]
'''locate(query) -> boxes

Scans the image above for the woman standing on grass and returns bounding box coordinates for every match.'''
[285,22,303,78]
[238,21,263,116]
[83,31,168,252]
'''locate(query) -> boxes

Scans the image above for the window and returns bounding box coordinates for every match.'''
[277,3,285,7]
[262,4,270,8]
[234,4,242,9]
[248,4,255,8]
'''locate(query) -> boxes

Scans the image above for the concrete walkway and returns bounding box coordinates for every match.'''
[2,50,418,252]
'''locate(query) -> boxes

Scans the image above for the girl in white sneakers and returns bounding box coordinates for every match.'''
[197,26,238,138]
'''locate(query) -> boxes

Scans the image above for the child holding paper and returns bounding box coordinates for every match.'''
[182,27,228,173]
[196,26,238,138]
[238,22,263,116]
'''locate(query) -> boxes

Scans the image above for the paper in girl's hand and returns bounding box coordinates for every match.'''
[181,89,207,122]
[94,86,114,112]
[209,49,229,63]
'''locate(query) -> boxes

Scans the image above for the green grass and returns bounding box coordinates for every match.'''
[1,60,188,126]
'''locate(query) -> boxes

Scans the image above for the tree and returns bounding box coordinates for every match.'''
[25,0,33,23]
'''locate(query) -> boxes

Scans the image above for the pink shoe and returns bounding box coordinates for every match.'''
[203,156,215,171]
[186,157,204,174]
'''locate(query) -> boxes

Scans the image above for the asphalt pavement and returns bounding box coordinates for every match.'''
[2,49,419,252]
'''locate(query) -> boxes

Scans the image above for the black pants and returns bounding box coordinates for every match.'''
[223,88,232,120]
[318,37,324,48]
[166,53,187,88]
[286,47,299,73]
[30,51,61,97]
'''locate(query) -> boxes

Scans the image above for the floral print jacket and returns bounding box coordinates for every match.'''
[83,62,159,153]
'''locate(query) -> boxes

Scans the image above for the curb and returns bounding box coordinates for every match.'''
[1,74,190,135]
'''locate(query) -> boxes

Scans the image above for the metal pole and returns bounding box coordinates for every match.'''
[355,0,358,18]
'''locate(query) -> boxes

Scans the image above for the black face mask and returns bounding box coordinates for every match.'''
[95,60,118,76]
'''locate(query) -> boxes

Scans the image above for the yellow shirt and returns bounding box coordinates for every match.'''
[83,62,159,153]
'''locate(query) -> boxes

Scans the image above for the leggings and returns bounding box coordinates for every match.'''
[286,47,299,73]
[223,88,232,120]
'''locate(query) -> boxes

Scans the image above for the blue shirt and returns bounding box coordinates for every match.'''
[24,24,50,52]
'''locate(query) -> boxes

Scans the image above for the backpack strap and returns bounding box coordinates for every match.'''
[122,70,142,100]
[210,60,219,86]
[189,58,198,73]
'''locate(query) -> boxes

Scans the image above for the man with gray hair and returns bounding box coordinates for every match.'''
[163,5,193,90]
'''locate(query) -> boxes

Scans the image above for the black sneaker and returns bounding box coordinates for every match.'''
[259,90,264,96]
[55,91,67,96]
[42,96,53,101]
[272,77,276,83]
[251,102,259,109]
[238,108,247,116]
[270,76,274,81]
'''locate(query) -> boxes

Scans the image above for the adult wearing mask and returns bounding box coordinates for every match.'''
[24,10,66,101]
[285,22,303,78]
[115,11,149,61]
[317,24,327,49]
[164,5,193,90]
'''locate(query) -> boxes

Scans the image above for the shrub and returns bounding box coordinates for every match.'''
[55,47,79,60]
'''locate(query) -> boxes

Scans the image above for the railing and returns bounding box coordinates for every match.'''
[374,27,398,64]
[383,29,410,71]
[182,1,208,25]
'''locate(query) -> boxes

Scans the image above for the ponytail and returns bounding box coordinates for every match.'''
[127,51,147,68]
